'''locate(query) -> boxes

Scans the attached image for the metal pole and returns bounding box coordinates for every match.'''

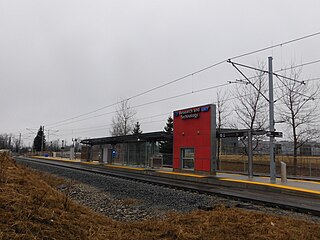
[309,159,312,176]
[248,130,253,179]
[41,126,44,152]
[268,57,276,183]
[61,140,63,158]
[18,133,21,154]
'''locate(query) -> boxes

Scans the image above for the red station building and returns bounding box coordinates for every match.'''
[173,104,217,174]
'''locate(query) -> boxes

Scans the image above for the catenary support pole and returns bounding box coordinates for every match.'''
[268,57,276,183]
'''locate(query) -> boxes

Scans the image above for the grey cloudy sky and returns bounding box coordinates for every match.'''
[0,0,320,146]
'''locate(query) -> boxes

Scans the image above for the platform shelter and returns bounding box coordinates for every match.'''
[81,131,172,167]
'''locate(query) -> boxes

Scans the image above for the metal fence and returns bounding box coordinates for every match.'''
[218,153,320,179]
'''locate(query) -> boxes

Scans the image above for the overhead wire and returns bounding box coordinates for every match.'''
[21,31,320,141]
[57,119,168,136]
[58,112,171,132]
[227,58,320,85]
[51,74,320,132]
[44,31,320,127]
[49,83,230,129]
[276,59,320,72]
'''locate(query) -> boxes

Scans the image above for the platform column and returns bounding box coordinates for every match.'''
[210,104,217,175]
[248,130,253,179]
[88,145,92,162]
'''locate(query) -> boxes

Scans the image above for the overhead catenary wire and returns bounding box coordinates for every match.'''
[49,77,320,139]
[49,73,320,131]
[48,82,230,129]
[58,112,172,132]
[274,75,316,101]
[59,119,168,136]
[227,31,320,61]
[49,74,320,131]
[44,31,320,128]
[228,58,320,85]
[227,59,305,85]
[277,59,320,72]
[44,61,226,127]
[228,60,270,102]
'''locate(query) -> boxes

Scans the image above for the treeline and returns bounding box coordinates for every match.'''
[0,134,21,152]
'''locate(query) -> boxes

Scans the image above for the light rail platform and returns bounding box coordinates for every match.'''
[30,156,320,197]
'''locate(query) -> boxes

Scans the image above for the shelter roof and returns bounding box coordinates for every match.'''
[80,131,172,146]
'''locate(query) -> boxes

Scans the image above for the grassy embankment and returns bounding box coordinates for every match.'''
[0,152,319,240]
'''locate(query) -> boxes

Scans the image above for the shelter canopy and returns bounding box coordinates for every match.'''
[80,131,172,146]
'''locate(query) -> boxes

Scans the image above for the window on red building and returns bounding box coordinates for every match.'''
[181,148,194,170]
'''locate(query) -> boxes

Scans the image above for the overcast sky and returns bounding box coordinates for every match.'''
[1,0,320,146]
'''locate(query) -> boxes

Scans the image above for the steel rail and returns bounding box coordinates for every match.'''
[15,156,320,217]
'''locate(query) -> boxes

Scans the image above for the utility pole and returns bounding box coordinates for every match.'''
[18,133,21,154]
[268,57,276,183]
[61,139,64,158]
[41,125,44,152]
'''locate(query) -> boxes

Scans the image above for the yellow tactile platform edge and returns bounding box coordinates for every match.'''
[157,171,207,178]
[81,161,100,165]
[222,173,320,185]
[32,156,81,163]
[103,164,144,171]
[220,178,320,195]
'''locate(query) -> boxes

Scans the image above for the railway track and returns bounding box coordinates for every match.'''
[15,156,320,217]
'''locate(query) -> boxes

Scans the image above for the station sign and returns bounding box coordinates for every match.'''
[266,131,283,138]
[174,106,210,120]
[218,132,245,138]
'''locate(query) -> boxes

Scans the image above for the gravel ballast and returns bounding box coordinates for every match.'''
[17,159,320,222]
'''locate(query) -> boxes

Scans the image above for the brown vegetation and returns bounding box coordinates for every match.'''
[0,153,319,239]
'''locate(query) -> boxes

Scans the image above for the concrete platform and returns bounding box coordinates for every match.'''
[153,170,320,197]
[217,172,320,196]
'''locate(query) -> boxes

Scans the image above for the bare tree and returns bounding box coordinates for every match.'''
[110,100,136,136]
[233,63,268,131]
[0,134,13,150]
[216,90,230,168]
[13,137,20,153]
[232,62,268,152]
[278,67,319,175]
[217,90,230,130]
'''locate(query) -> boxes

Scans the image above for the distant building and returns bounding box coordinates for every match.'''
[235,140,320,156]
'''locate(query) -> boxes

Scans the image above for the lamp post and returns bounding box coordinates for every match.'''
[61,140,64,158]
[74,138,77,159]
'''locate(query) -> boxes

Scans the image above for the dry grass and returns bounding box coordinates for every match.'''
[1,153,320,240]
[0,151,11,183]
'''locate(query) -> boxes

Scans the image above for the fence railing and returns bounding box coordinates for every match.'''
[218,154,320,178]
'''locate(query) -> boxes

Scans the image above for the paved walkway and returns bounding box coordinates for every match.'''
[216,172,320,195]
